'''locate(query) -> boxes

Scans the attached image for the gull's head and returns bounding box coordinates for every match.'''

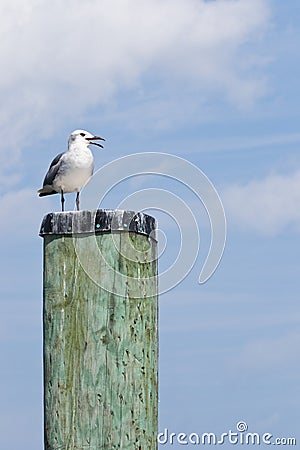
[68,129,105,149]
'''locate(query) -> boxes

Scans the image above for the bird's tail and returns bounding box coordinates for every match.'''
[38,187,57,197]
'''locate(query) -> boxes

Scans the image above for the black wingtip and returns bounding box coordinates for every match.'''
[39,190,57,197]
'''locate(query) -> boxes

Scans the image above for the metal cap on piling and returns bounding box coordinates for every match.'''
[39,209,157,238]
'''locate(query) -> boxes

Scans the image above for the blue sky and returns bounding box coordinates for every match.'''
[0,0,299,448]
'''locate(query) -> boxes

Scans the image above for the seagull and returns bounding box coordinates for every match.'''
[38,129,105,211]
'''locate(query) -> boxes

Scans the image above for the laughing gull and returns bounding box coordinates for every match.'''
[38,129,105,211]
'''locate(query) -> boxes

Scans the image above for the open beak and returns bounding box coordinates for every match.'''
[86,136,105,148]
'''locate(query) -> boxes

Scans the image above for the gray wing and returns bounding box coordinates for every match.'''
[42,152,64,187]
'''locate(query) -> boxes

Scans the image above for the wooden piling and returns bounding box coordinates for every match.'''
[40,210,158,450]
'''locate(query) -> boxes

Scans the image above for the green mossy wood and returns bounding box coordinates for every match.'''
[40,210,158,450]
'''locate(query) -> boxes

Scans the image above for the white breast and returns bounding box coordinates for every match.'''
[53,147,94,193]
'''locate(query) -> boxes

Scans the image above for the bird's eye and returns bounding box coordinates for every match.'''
[80,132,85,137]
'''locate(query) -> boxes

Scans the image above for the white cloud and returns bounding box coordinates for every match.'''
[223,170,300,235]
[0,188,53,237]
[235,332,300,374]
[0,0,270,184]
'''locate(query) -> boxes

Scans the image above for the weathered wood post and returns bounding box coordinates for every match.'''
[40,209,158,450]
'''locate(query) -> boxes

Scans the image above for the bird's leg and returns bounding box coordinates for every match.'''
[76,192,80,211]
[61,190,65,212]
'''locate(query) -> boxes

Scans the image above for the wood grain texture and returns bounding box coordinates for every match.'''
[43,231,158,450]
